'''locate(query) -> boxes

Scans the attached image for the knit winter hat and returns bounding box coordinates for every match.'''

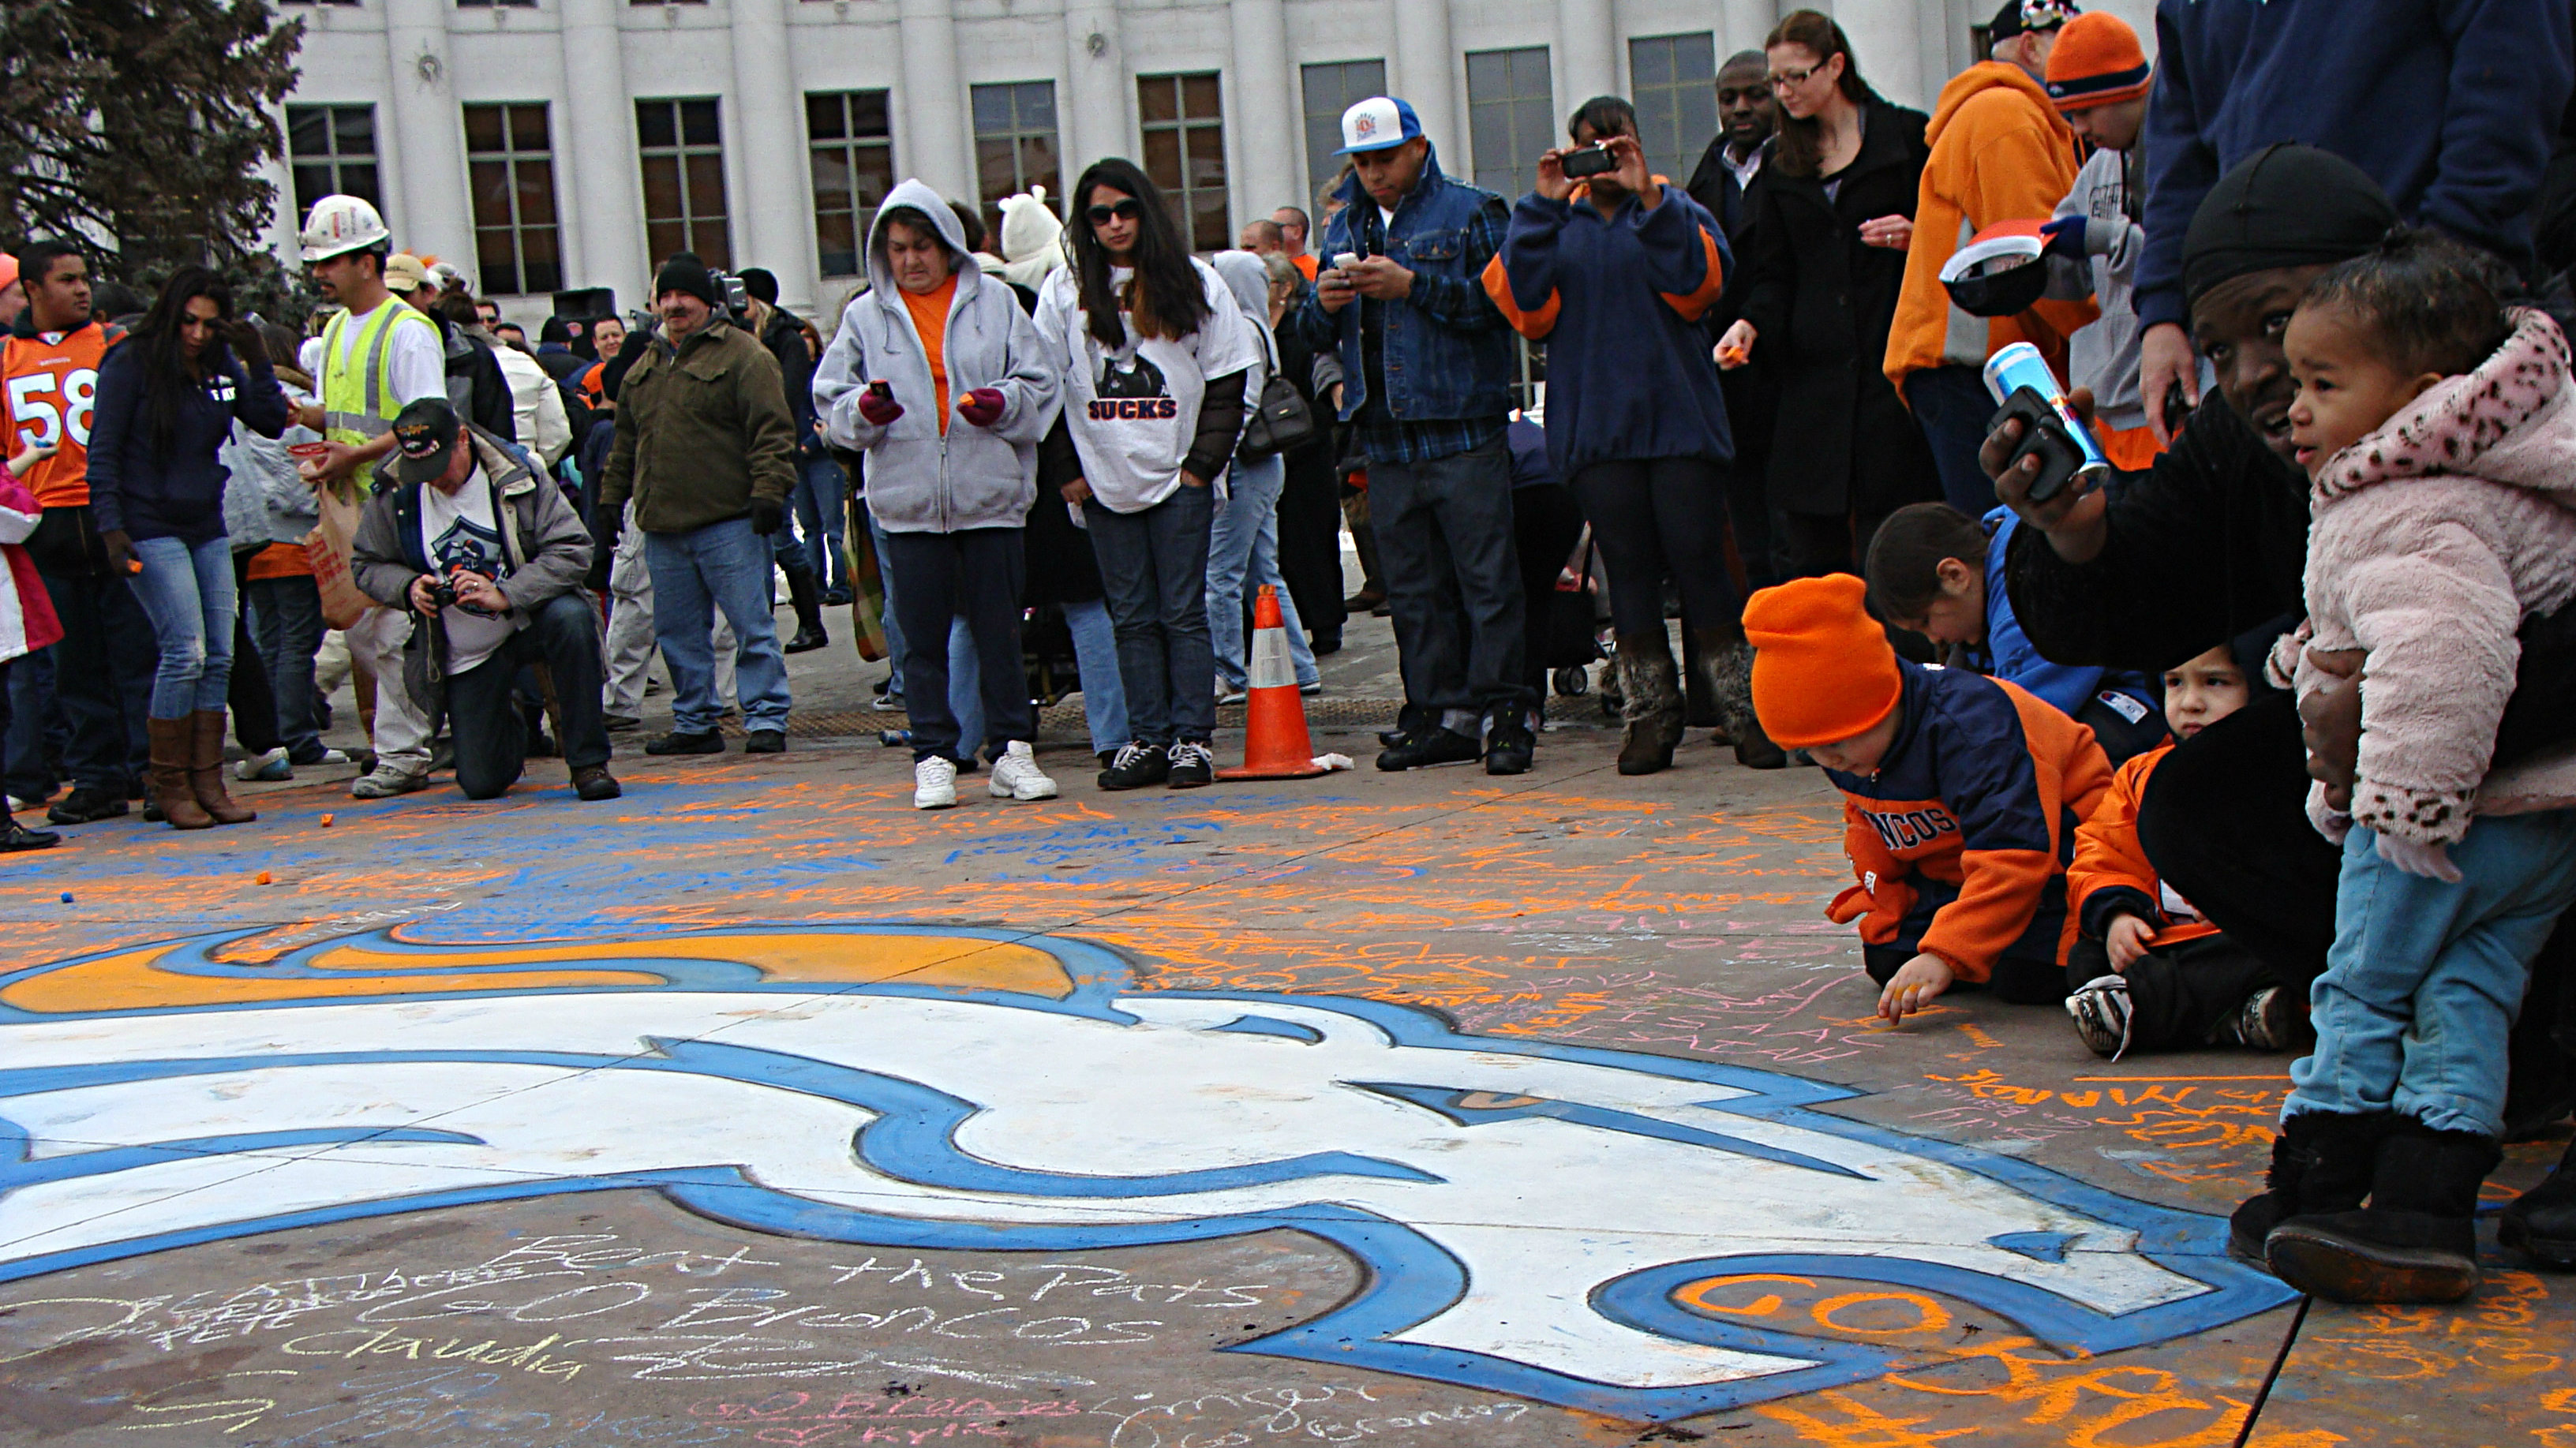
[2045,12,2151,110]
[2182,144,2398,309]
[1743,574,1904,750]
[654,253,721,309]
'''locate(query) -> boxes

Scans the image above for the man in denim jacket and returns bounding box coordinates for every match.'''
[1293,96,1532,776]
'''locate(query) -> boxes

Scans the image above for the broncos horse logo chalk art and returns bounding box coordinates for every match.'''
[0,927,2293,1421]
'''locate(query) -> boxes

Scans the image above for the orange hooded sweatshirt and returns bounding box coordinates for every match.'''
[1882,62,2096,394]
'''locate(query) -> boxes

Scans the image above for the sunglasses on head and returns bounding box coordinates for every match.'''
[1087,199,1143,226]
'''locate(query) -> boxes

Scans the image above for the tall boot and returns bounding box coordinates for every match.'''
[186,710,256,825]
[148,717,213,830]
[2500,1136,2576,1267]
[1613,634,1685,776]
[1704,635,1788,769]
[2228,1109,2389,1261]
[2267,1117,2499,1303]
[782,558,829,654]
[1681,629,1726,735]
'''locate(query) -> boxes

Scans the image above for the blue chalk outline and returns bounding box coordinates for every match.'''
[0,925,2297,1421]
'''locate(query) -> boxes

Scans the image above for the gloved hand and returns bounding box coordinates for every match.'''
[957,387,1006,428]
[2376,831,2463,884]
[1827,874,1918,945]
[857,385,904,427]
[750,497,785,537]
[2039,215,2087,260]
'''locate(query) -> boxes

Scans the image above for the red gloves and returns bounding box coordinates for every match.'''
[957,387,1006,428]
[857,385,904,427]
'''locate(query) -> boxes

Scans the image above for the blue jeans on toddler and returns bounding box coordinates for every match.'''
[2287,812,2576,1138]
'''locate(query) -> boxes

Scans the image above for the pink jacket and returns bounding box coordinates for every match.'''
[2274,308,2576,845]
[0,467,58,665]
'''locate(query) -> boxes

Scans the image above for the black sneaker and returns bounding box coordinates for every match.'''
[1166,740,1215,788]
[743,730,786,754]
[1484,711,1535,776]
[47,787,126,825]
[2210,986,2295,1051]
[1098,740,1170,791]
[1,818,61,851]
[1377,727,1481,771]
[645,729,725,756]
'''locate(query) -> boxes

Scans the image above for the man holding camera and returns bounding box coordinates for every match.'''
[594,254,799,756]
[350,398,619,802]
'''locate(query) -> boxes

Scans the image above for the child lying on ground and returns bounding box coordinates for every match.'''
[1866,502,2168,765]
[2062,645,2290,1056]
[1742,574,2114,1024]
[2233,232,2576,1306]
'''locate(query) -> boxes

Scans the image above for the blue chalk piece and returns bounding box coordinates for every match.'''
[58,892,72,904]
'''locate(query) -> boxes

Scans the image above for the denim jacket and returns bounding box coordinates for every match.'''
[1290,143,1516,425]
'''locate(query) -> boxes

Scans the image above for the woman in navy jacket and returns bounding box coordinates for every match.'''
[1492,95,1774,776]
[86,265,290,829]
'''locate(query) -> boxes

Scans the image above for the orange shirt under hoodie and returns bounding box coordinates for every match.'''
[900,277,959,433]
[1882,62,2098,395]
[2068,744,2222,950]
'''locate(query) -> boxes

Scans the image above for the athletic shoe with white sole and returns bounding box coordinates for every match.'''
[2065,974,2134,1059]
[350,765,429,799]
[1166,739,1215,788]
[2211,986,2294,1051]
[913,755,959,810]
[234,746,293,782]
[988,741,1058,800]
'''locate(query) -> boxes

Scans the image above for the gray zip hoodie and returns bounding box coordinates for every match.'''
[813,178,1064,533]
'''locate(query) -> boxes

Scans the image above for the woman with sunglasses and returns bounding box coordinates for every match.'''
[1037,159,1261,790]
[1714,9,1940,578]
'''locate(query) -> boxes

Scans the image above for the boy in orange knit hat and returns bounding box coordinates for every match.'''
[1743,574,2114,1023]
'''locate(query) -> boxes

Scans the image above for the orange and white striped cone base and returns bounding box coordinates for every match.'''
[1216,586,1329,780]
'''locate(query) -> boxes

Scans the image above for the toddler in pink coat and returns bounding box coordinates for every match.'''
[2230,232,2576,1306]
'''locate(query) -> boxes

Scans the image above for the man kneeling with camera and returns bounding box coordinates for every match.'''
[353,398,621,802]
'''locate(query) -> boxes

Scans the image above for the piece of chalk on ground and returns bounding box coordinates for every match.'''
[320,814,335,827]
[255,872,273,885]
[59,892,71,903]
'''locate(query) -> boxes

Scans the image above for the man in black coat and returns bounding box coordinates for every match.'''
[1687,49,1784,593]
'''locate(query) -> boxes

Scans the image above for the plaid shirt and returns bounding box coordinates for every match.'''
[1348,193,1513,466]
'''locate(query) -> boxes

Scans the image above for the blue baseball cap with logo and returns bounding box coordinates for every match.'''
[1335,96,1423,155]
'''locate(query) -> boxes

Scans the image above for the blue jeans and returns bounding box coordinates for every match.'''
[1903,364,1999,517]
[796,455,850,592]
[37,562,154,792]
[125,534,237,719]
[954,598,1126,759]
[245,574,326,763]
[880,527,1029,763]
[643,517,792,735]
[1208,454,1320,693]
[865,503,908,697]
[2288,814,2576,1138]
[1086,485,1215,745]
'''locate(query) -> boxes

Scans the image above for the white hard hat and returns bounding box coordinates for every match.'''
[300,194,391,263]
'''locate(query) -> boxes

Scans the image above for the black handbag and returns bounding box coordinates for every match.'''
[1235,372,1320,459]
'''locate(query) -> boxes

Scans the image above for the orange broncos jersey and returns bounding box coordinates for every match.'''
[3,321,121,508]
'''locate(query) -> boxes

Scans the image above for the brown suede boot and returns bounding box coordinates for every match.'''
[149,717,213,830]
[1614,635,1686,776]
[188,710,256,825]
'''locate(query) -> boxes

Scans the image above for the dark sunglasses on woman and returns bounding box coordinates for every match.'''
[1086,199,1143,225]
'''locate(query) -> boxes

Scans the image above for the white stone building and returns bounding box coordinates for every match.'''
[260,0,2158,320]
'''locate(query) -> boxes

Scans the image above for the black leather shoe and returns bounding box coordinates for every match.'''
[47,787,126,825]
[644,729,725,756]
[743,730,786,754]
[1484,713,1535,776]
[1377,727,1481,771]
[1098,741,1170,791]
[2502,1136,2576,1267]
[783,627,829,654]
[1,818,61,850]
[571,766,623,801]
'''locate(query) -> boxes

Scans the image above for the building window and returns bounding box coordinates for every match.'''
[1138,73,1228,253]
[971,82,1061,245]
[1464,47,1554,198]
[1629,33,1717,187]
[284,105,380,216]
[1298,59,1385,208]
[635,98,730,270]
[455,0,537,8]
[808,91,895,279]
[464,103,562,296]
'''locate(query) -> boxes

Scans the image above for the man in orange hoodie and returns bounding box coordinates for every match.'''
[1885,0,2095,517]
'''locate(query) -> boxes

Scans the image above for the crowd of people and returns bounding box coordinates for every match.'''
[4,0,2576,1311]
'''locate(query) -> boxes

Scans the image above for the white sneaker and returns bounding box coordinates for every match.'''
[914,755,959,810]
[987,740,1058,801]
[234,746,292,782]
[350,765,428,799]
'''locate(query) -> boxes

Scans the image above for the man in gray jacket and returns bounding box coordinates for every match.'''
[351,398,620,802]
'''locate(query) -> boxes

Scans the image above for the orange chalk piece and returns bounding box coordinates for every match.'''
[320,814,335,827]
[254,871,273,885]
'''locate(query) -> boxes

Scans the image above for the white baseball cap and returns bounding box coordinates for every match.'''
[1336,96,1423,155]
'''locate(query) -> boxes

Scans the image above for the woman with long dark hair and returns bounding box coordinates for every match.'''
[1716,10,1940,577]
[84,265,291,829]
[1036,158,1260,790]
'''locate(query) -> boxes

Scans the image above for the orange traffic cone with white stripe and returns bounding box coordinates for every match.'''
[1217,586,1329,780]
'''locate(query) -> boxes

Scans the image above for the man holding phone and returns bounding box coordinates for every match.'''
[1292,95,1533,776]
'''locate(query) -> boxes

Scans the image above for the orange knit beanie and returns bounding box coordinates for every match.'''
[1743,574,1904,749]
[2045,13,2152,112]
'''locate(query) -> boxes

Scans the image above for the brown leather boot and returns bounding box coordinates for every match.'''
[188,710,256,825]
[149,717,213,829]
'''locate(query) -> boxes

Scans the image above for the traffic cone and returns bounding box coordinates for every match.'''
[1217,586,1329,780]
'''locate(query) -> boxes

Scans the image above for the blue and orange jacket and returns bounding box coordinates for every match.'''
[2068,745,2220,950]
[1484,181,1732,481]
[1820,660,2115,981]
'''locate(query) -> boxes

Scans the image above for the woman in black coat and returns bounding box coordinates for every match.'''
[1717,12,1938,575]
[1267,256,1347,653]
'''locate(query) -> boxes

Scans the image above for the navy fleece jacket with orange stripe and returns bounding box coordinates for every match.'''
[1488,183,1732,481]
[1822,661,2114,982]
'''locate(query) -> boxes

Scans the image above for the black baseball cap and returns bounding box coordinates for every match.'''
[1990,0,2078,42]
[387,397,465,485]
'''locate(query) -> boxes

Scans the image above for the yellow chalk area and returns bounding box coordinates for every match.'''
[2,931,1073,1013]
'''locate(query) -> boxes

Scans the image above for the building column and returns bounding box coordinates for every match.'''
[1227,0,1297,231]
[728,0,818,309]
[1719,0,1774,57]
[1061,1,1129,184]
[1836,0,1924,110]
[556,0,647,309]
[1391,0,1458,153]
[1556,0,1616,114]
[897,0,972,203]
[378,0,475,271]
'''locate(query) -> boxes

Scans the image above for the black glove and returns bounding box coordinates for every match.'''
[750,497,785,536]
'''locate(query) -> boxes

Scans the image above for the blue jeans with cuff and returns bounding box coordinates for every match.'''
[643,516,792,736]
[125,534,237,719]
[1086,484,1215,746]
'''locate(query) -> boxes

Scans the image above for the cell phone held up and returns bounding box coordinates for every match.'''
[1560,144,1618,180]
[1990,387,2088,504]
